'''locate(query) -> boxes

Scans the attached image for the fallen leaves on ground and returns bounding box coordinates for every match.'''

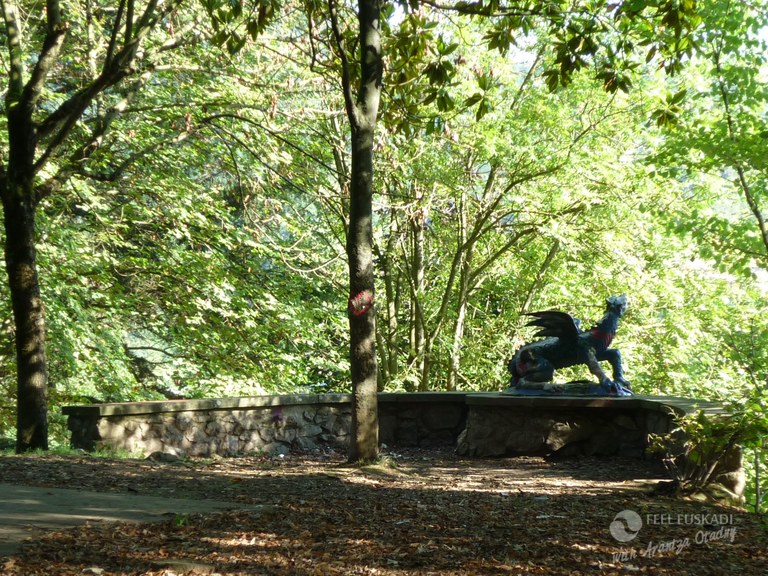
[1,448,766,575]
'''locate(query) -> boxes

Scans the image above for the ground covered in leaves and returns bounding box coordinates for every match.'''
[1,448,766,575]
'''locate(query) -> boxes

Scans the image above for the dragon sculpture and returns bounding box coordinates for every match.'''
[506,295,632,396]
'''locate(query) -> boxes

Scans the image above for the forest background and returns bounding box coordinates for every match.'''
[1,1,767,504]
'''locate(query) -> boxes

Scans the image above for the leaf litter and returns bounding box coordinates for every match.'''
[1,448,766,575]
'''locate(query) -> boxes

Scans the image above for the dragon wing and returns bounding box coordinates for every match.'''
[525,310,581,341]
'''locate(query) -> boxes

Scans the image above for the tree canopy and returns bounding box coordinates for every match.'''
[0,0,765,485]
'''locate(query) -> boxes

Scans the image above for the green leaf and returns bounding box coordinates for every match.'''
[475,98,492,121]
[464,93,483,107]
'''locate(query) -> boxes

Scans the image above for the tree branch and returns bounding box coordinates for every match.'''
[34,0,181,175]
[125,0,135,47]
[416,0,544,18]
[712,33,768,257]
[21,0,69,114]
[2,0,27,102]
[105,0,128,71]
[327,0,358,128]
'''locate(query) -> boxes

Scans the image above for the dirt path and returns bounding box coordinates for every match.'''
[0,483,249,556]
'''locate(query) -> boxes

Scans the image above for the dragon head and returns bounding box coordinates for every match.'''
[606,295,628,317]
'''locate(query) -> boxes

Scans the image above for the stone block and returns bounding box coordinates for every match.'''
[224,436,240,456]
[295,436,319,451]
[398,407,420,420]
[331,433,349,448]
[299,423,323,438]
[712,445,745,497]
[714,469,746,497]
[378,413,397,445]
[281,407,304,428]
[122,418,143,433]
[314,411,333,426]
[230,411,259,431]
[242,438,265,454]
[615,428,644,445]
[456,428,470,456]
[396,419,419,446]
[142,437,163,455]
[263,442,290,455]
[259,427,276,443]
[205,420,226,436]
[584,425,620,456]
[646,412,674,435]
[97,419,124,440]
[197,439,218,457]
[455,408,542,456]
[274,427,298,443]
[184,426,209,445]
[504,419,550,454]
[545,418,595,452]
[316,412,338,432]
[175,413,195,431]
[331,414,352,436]
[420,429,455,448]
[164,427,185,447]
[422,404,464,431]
[612,414,638,430]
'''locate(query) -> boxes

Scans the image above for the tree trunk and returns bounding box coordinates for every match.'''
[375,215,400,389]
[1,183,48,452]
[2,38,49,450]
[333,0,383,462]
[409,193,426,391]
[0,0,181,453]
[347,149,379,460]
[446,189,472,391]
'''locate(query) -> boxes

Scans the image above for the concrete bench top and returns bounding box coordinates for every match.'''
[62,391,726,418]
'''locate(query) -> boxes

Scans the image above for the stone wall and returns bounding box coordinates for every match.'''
[63,392,744,500]
[456,406,666,459]
[453,394,744,501]
[65,395,355,457]
[64,392,470,457]
[378,392,468,448]
[455,396,680,459]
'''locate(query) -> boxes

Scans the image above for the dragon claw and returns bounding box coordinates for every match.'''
[616,377,631,390]
[610,379,633,396]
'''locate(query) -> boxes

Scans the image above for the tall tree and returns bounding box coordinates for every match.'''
[327,0,383,461]
[0,0,188,451]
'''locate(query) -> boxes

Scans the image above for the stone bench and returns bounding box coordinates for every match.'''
[455,393,729,458]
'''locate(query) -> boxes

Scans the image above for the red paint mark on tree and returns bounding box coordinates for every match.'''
[348,290,374,317]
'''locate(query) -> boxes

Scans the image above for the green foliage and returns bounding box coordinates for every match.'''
[649,388,768,508]
[650,0,768,272]
[202,0,281,52]
[0,2,766,513]
[173,513,190,527]
[744,444,768,515]
[0,1,351,440]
